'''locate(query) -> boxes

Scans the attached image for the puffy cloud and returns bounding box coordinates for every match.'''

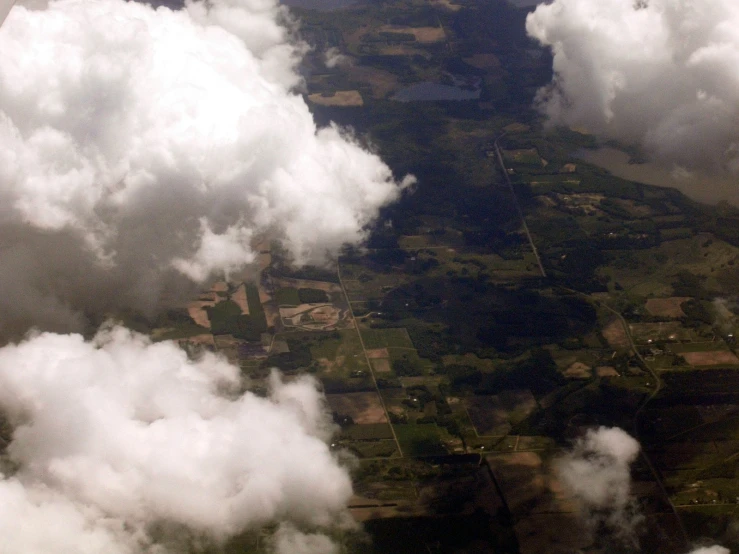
[557,427,643,546]
[271,523,340,554]
[0,325,352,552]
[0,0,412,336]
[527,0,739,174]
[324,46,350,69]
[686,548,730,554]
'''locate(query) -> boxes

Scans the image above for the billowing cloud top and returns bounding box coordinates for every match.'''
[557,427,642,545]
[0,325,352,552]
[0,0,412,334]
[527,0,739,172]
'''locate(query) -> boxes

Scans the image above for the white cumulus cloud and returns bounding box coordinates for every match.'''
[0,325,353,553]
[0,0,412,336]
[527,0,739,174]
[557,426,643,547]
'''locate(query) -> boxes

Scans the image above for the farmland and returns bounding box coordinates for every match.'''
[134,0,739,551]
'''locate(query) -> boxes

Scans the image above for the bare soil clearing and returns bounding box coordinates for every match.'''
[230,283,249,314]
[366,348,390,359]
[603,317,631,350]
[327,392,388,424]
[682,350,739,366]
[308,90,363,107]
[645,297,690,318]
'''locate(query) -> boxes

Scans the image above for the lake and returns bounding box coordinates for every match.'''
[577,147,739,206]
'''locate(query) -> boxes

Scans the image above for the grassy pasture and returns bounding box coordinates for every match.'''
[346,440,399,458]
[601,235,739,296]
[360,327,415,349]
[310,329,368,376]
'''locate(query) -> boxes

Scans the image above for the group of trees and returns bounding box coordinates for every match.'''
[443,348,564,397]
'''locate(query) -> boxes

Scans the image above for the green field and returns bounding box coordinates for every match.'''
[346,440,399,458]
[360,327,415,349]
[274,287,300,306]
[339,423,395,440]
[393,424,447,457]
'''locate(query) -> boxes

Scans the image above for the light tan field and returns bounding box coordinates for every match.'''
[486,452,577,516]
[316,355,345,374]
[256,279,270,305]
[645,297,690,318]
[308,90,363,107]
[346,65,399,98]
[630,321,692,343]
[230,283,250,314]
[256,280,279,328]
[682,350,739,366]
[564,362,591,379]
[376,44,428,57]
[187,300,214,328]
[603,318,631,350]
[596,365,620,377]
[366,348,390,359]
[377,25,446,43]
[326,392,387,424]
[371,358,391,373]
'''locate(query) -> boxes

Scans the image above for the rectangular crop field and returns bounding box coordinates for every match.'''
[346,440,398,458]
[393,424,447,457]
[681,350,739,367]
[274,287,300,306]
[338,423,395,440]
[360,327,414,349]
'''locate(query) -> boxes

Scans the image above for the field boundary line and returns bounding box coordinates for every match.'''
[337,265,403,457]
